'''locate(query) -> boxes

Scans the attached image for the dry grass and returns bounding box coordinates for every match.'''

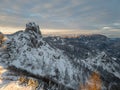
[79,72,101,90]
[18,76,39,90]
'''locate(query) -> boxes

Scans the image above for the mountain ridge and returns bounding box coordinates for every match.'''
[0,22,120,90]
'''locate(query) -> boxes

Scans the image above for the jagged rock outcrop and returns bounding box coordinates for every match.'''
[25,22,41,35]
[1,23,78,90]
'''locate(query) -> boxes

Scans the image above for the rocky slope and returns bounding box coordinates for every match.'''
[0,22,120,90]
[44,35,120,90]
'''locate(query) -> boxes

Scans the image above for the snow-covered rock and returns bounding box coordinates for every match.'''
[0,23,78,89]
[25,22,41,35]
[0,23,120,90]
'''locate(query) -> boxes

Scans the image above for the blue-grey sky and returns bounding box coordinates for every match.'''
[0,0,120,37]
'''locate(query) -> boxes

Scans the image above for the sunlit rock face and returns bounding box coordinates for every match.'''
[0,32,4,41]
[0,32,3,46]
[0,32,5,47]
[25,22,41,35]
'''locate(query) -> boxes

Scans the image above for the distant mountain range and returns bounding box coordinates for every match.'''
[0,22,120,90]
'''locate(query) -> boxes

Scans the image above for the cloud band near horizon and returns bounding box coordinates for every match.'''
[0,0,120,37]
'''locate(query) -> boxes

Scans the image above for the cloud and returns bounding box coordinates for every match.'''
[102,27,112,30]
[0,0,120,37]
[114,23,120,26]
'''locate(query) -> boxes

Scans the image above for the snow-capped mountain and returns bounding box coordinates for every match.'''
[0,22,120,90]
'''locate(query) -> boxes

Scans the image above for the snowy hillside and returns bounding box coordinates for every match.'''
[0,22,120,90]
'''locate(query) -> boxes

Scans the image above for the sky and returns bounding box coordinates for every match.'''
[0,0,120,37]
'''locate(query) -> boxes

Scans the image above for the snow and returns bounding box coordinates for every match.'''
[1,31,77,89]
[0,24,120,89]
[0,64,44,90]
[80,51,120,79]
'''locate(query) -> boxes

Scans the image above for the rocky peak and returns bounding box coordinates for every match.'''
[25,22,41,35]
